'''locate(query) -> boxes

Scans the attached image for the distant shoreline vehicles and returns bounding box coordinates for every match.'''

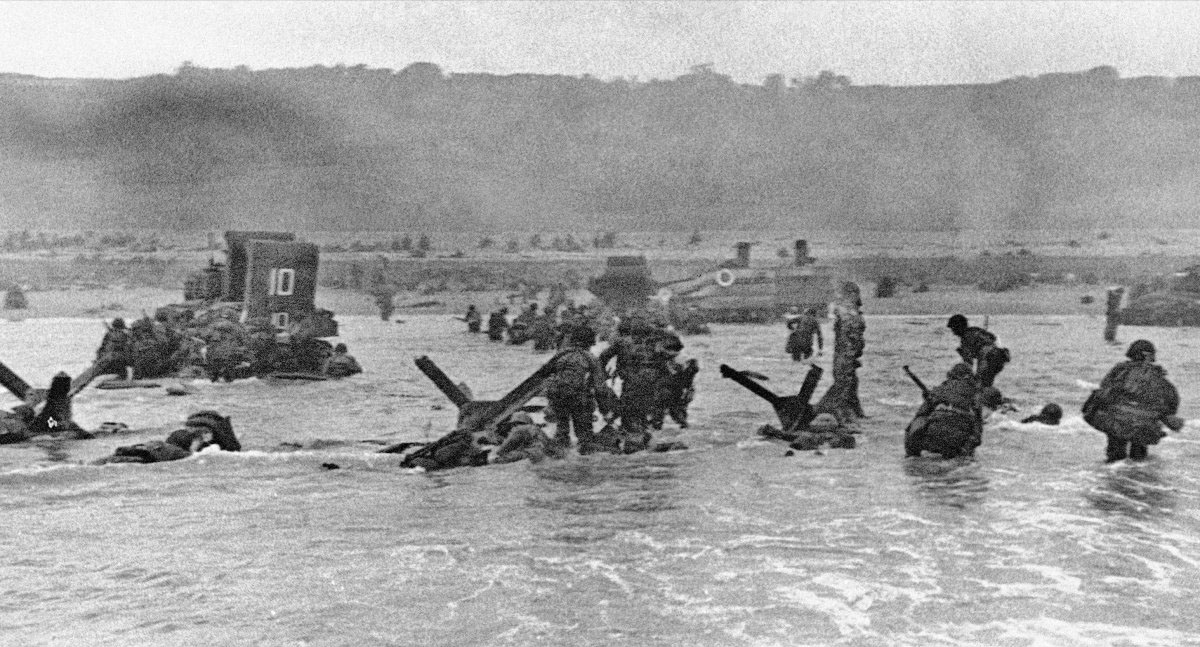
[589,239,835,323]
[1119,264,1200,327]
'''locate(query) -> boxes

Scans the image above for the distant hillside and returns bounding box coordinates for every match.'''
[2,64,1199,232]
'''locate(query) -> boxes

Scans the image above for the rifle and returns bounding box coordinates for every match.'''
[902,365,930,400]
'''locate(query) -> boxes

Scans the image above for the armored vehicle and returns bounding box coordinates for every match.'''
[587,255,658,310]
[657,240,836,323]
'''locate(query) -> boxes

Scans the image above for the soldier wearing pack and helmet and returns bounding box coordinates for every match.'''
[905,363,1003,459]
[1083,340,1184,463]
[546,326,612,453]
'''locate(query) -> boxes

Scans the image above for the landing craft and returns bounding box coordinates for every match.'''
[96,231,342,383]
[1118,264,1200,327]
[172,231,338,337]
[587,240,835,323]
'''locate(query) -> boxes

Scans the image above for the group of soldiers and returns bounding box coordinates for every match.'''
[480,302,618,351]
[93,306,357,383]
[899,312,1183,464]
[415,302,702,468]
[4,276,1184,470]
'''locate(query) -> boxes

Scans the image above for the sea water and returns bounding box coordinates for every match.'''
[2,314,1198,646]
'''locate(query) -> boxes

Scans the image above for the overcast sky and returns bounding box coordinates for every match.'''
[3,1,1198,85]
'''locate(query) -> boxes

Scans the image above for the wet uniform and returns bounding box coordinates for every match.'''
[492,420,563,464]
[905,372,982,458]
[785,313,822,361]
[815,305,866,421]
[323,352,363,378]
[96,323,133,376]
[545,345,607,451]
[647,331,697,430]
[487,310,508,341]
[955,326,1009,388]
[598,331,658,452]
[1086,359,1180,462]
[464,307,482,333]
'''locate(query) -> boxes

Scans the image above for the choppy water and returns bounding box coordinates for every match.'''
[3,314,1200,646]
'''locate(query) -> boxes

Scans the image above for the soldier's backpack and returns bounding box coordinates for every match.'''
[547,348,594,398]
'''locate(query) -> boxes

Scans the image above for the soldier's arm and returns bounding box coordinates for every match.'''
[815,322,824,350]
[588,353,607,391]
[596,341,620,372]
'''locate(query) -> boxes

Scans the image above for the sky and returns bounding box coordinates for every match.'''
[2,1,1199,86]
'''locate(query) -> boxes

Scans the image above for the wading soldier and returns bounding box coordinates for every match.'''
[816,284,866,422]
[1083,340,1184,462]
[487,307,509,342]
[947,314,1009,388]
[785,307,823,362]
[545,327,609,453]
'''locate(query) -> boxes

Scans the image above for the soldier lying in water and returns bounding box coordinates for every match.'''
[759,413,857,451]
[95,411,241,464]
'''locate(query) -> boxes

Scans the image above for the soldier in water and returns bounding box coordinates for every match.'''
[463,305,482,333]
[544,326,610,453]
[322,343,363,378]
[815,286,866,422]
[95,318,133,377]
[905,363,1003,459]
[785,307,823,362]
[487,307,509,342]
[947,314,1010,388]
[1083,340,1184,462]
[97,410,241,464]
[598,319,658,453]
[649,331,699,430]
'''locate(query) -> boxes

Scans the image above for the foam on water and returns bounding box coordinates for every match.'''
[3,314,1200,645]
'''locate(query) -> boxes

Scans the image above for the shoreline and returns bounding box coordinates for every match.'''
[1,283,1116,321]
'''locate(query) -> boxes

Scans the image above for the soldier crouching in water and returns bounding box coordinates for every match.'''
[545,326,613,454]
[905,364,1003,459]
[1084,340,1184,463]
[322,343,363,378]
[490,412,564,464]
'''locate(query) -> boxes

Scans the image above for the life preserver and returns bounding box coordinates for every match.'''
[716,269,736,287]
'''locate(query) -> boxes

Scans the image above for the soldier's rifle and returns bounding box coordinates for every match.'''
[902,365,930,400]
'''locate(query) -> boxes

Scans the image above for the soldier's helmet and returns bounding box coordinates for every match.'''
[1039,403,1063,424]
[1126,339,1156,361]
[976,387,1004,410]
[809,413,840,433]
[947,314,968,332]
